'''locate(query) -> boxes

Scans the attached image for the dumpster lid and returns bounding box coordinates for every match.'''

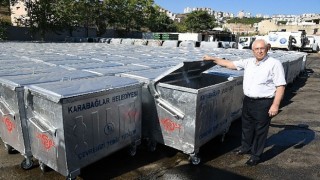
[153,60,216,83]
[120,67,172,83]
[0,70,97,89]
[26,76,141,103]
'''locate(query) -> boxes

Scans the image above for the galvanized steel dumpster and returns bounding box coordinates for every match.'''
[24,76,142,179]
[204,67,244,122]
[0,82,32,169]
[0,70,97,170]
[119,67,172,142]
[148,61,238,164]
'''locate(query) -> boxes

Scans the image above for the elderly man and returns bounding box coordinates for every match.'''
[203,39,286,166]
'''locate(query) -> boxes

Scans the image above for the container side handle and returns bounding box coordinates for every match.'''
[0,108,13,117]
[29,117,57,136]
[156,98,185,120]
[0,99,15,117]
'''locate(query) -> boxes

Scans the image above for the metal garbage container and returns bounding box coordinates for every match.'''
[0,70,97,170]
[147,61,239,165]
[24,76,142,179]
[119,67,172,143]
[204,67,244,122]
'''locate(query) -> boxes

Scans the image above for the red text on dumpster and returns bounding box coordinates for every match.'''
[36,133,55,150]
[160,118,181,133]
[3,117,15,133]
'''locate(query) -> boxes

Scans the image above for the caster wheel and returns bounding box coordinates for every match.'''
[66,176,76,180]
[189,154,201,165]
[128,145,137,157]
[147,141,157,152]
[4,143,15,154]
[39,161,49,172]
[221,134,226,142]
[21,158,34,170]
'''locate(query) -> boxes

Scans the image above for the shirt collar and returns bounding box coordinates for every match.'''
[255,55,269,66]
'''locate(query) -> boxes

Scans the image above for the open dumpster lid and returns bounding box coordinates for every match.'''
[149,60,216,120]
[153,60,216,84]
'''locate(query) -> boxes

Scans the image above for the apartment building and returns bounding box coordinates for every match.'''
[10,0,29,26]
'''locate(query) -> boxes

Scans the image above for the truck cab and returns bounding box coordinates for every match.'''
[305,35,320,52]
[238,36,256,49]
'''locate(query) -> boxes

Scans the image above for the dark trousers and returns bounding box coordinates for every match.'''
[241,96,274,160]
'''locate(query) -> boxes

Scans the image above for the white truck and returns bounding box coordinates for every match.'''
[304,35,319,53]
[237,31,312,51]
[266,31,309,51]
[237,36,256,49]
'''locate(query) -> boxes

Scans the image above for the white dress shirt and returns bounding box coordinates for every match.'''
[233,55,286,98]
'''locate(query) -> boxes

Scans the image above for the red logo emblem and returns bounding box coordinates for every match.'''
[3,117,15,133]
[36,133,55,150]
[160,118,181,133]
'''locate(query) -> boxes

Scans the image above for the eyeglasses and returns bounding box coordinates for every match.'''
[253,47,266,51]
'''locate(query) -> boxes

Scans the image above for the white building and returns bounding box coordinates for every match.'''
[10,0,30,26]
[159,8,177,21]
[238,11,245,19]
[184,7,214,15]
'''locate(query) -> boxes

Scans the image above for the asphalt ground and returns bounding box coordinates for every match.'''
[0,52,319,180]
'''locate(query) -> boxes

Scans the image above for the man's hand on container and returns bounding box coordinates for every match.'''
[203,55,213,61]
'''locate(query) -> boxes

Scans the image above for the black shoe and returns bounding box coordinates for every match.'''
[245,158,259,166]
[233,148,248,155]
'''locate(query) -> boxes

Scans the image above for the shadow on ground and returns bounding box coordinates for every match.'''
[261,123,315,163]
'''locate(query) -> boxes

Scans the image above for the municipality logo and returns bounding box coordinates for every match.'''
[280,38,287,44]
[269,34,278,42]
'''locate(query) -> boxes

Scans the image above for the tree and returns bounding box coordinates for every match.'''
[71,0,107,37]
[0,0,9,7]
[0,0,11,8]
[105,0,155,32]
[174,22,187,33]
[0,0,10,19]
[0,0,10,40]
[54,0,81,37]
[0,19,10,40]
[146,6,176,32]
[25,0,60,41]
[227,17,264,25]
[184,10,216,33]
[90,0,108,37]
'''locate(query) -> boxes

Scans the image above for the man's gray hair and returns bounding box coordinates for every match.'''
[251,39,268,50]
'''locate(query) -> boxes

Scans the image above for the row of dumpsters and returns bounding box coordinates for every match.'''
[0,41,307,179]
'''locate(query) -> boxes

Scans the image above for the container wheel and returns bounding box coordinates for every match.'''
[189,154,201,165]
[4,143,15,154]
[66,175,76,180]
[221,133,226,142]
[39,161,49,172]
[128,145,137,157]
[147,141,157,152]
[21,158,34,170]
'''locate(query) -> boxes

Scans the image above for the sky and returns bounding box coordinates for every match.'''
[154,0,320,16]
